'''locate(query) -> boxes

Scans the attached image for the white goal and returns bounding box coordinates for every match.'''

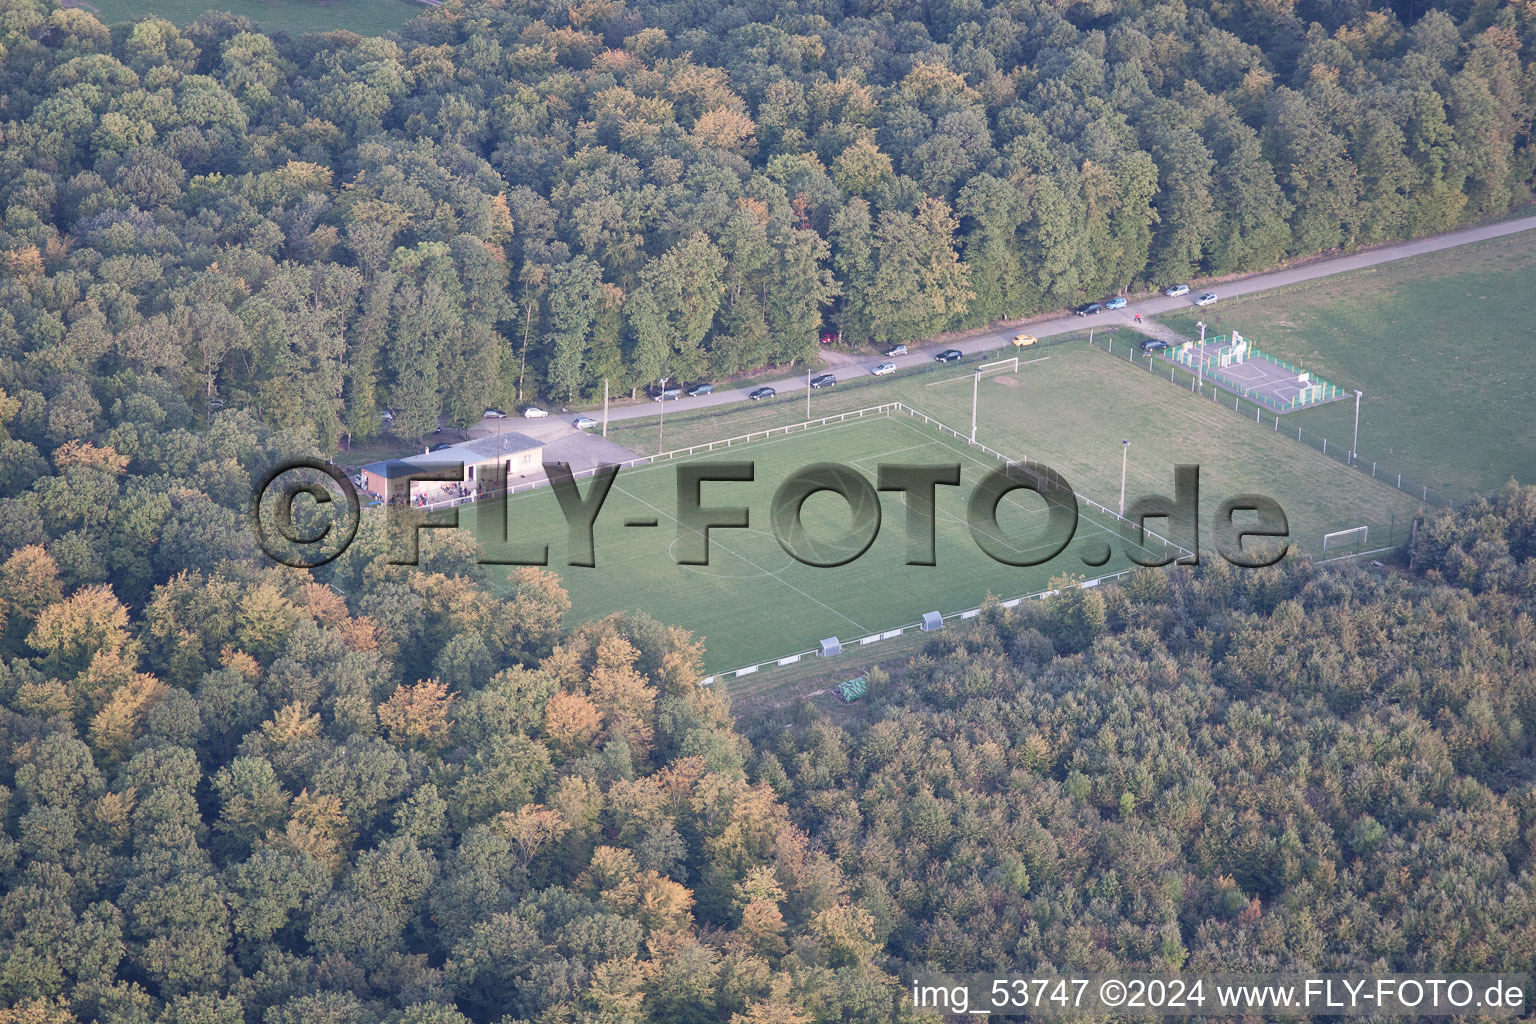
[1322,526,1368,551]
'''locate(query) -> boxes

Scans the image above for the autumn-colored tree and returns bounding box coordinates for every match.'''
[261,701,323,746]
[298,582,350,628]
[28,586,133,676]
[497,803,570,867]
[587,633,657,754]
[542,690,603,751]
[378,678,457,747]
[0,545,64,623]
[88,670,170,758]
[51,440,129,473]
[276,789,353,871]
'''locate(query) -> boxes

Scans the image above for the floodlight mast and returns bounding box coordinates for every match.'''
[1195,320,1206,393]
[1119,439,1130,516]
[970,367,980,443]
[1351,389,1363,465]
[657,376,667,453]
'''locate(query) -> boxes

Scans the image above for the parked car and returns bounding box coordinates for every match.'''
[809,374,837,388]
[1194,292,1218,306]
[749,386,777,400]
[871,362,897,376]
[1011,333,1038,347]
[654,388,683,401]
[687,383,714,396]
[522,406,548,418]
[573,416,598,429]
[380,410,394,423]
[1141,339,1169,354]
[1105,297,1128,310]
[484,408,507,419]
[1165,284,1190,297]
[819,331,841,345]
[935,349,963,362]
[885,344,908,356]
[1075,302,1103,316]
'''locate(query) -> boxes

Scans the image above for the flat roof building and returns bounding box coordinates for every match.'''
[361,430,544,504]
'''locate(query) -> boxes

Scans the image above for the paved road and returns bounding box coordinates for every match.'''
[506,213,1536,431]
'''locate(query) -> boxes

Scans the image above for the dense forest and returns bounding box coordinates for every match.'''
[747,487,1536,985]
[0,0,1532,445]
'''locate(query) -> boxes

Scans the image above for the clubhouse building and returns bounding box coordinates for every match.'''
[360,431,544,505]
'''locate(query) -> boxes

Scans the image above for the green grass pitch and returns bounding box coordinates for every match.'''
[478,412,1171,674]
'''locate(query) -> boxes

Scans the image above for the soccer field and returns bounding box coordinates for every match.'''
[482,410,1171,674]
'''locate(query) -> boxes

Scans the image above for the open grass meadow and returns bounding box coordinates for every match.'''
[90,0,418,36]
[479,411,1173,674]
[1156,229,1536,501]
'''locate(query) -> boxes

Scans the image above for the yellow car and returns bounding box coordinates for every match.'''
[1011,333,1038,347]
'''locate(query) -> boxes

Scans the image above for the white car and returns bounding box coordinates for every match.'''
[573,416,597,429]
[1165,284,1190,297]
[521,406,548,418]
[871,362,897,376]
[1194,292,1218,306]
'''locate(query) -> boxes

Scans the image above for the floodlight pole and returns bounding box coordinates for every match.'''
[806,367,812,418]
[1195,320,1206,393]
[602,378,609,437]
[970,369,980,443]
[1351,389,1362,465]
[657,377,666,453]
[1120,439,1130,517]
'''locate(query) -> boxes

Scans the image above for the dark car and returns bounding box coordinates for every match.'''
[934,349,963,362]
[1141,339,1169,354]
[687,383,714,396]
[749,386,776,400]
[1075,302,1103,316]
[810,374,837,388]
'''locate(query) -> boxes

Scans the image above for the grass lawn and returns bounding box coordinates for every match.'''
[1156,229,1536,501]
[90,0,417,36]
[477,412,1171,674]
[474,341,1420,675]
